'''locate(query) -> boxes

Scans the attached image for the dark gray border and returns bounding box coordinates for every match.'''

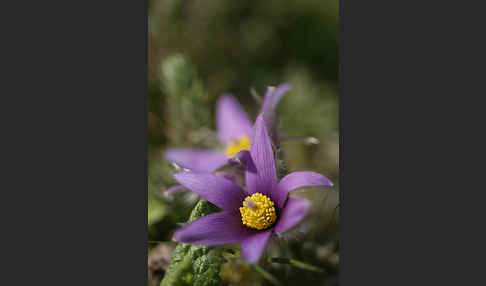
[339,0,484,284]
[1,0,147,284]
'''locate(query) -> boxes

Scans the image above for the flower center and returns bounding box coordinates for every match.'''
[225,135,251,157]
[239,193,277,230]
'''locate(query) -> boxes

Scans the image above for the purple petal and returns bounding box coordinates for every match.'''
[273,171,333,208]
[164,149,227,172]
[174,212,253,245]
[216,94,253,145]
[174,172,246,212]
[260,83,291,133]
[261,83,292,114]
[241,230,272,263]
[213,171,237,183]
[274,197,310,233]
[245,114,277,196]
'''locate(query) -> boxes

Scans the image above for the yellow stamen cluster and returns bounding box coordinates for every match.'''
[225,135,251,157]
[224,136,250,158]
[239,193,277,230]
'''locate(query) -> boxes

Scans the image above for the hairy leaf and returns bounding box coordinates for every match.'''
[160,199,225,286]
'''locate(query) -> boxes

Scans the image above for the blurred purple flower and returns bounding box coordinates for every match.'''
[260,84,292,141]
[164,83,291,173]
[171,114,332,263]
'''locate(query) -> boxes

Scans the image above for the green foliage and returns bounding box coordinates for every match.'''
[162,55,204,100]
[160,55,213,148]
[160,200,225,286]
[149,194,167,226]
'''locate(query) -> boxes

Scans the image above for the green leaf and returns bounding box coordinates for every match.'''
[160,199,225,286]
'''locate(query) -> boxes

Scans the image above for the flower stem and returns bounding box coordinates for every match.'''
[253,264,282,286]
[268,257,325,273]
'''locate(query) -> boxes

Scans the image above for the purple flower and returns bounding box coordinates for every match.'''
[171,114,332,263]
[164,83,291,173]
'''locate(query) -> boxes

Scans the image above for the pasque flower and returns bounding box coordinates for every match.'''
[164,83,291,172]
[171,114,332,263]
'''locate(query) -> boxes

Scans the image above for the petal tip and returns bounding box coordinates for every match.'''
[278,82,292,91]
[220,92,235,98]
[256,112,265,122]
[163,149,174,160]
[218,94,234,103]
[172,229,182,242]
[322,176,333,187]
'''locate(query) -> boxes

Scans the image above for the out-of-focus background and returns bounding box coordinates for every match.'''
[148,0,339,285]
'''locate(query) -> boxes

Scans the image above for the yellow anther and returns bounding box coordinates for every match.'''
[239,193,277,230]
[225,136,251,158]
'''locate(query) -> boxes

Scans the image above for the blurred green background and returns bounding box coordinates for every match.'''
[148,0,339,285]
